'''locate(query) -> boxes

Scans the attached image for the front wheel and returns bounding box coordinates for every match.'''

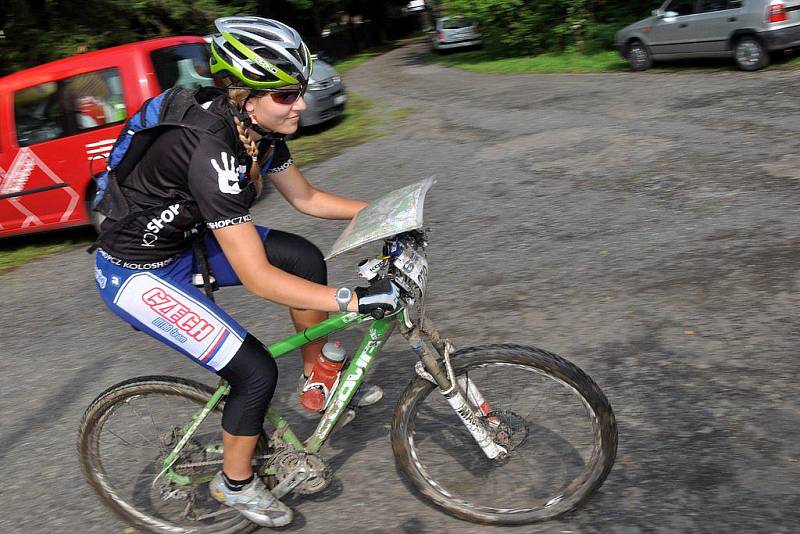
[391,344,617,525]
[627,40,653,71]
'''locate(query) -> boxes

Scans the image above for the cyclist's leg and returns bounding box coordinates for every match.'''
[201,226,329,376]
[94,250,277,479]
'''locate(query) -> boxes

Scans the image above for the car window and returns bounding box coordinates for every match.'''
[150,44,214,91]
[14,82,67,147]
[697,0,739,12]
[14,67,126,147]
[666,0,696,15]
[64,69,127,132]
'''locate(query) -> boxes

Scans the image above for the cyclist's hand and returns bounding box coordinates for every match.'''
[356,279,401,319]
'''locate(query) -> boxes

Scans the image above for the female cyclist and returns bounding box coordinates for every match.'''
[92,16,399,527]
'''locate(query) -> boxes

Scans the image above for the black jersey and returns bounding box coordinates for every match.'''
[98,93,292,264]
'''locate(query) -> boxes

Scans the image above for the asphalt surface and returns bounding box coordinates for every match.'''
[2,41,799,533]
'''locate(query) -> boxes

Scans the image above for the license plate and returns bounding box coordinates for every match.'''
[333,94,347,106]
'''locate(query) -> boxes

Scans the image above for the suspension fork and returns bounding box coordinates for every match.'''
[416,315,492,415]
[401,315,506,460]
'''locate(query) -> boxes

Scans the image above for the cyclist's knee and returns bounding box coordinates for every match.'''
[265,230,327,285]
[217,334,277,435]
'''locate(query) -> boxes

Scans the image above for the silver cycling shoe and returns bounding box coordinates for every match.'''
[351,382,384,408]
[209,471,293,528]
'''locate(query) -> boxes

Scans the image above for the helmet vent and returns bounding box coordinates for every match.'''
[246,28,283,42]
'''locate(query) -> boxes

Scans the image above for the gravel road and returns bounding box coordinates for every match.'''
[1,41,799,533]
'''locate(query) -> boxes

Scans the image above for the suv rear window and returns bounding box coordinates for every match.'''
[150,44,214,91]
[14,68,126,147]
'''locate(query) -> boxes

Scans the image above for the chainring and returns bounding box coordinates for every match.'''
[267,448,332,495]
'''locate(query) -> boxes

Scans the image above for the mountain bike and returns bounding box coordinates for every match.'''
[77,178,618,532]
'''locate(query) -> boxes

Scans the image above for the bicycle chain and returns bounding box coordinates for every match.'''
[170,453,272,470]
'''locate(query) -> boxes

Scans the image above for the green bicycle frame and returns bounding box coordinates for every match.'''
[161,311,397,484]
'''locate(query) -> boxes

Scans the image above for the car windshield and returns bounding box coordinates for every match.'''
[150,44,214,91]
[442,17,475,29]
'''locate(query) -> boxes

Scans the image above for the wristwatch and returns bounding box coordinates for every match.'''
[335,287,353,312]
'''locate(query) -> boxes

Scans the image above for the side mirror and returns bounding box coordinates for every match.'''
[652,9,662,16]
[663,10,679,18]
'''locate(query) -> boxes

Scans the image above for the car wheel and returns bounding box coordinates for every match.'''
[627,41,653,71]
[734,36,770,71]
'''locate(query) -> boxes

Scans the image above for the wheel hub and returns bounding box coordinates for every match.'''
[485,410,529,453]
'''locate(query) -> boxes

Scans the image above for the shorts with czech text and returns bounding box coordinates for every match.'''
[93,227,270,372]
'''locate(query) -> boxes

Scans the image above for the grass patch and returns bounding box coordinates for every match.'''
[427,49,627,74]
[291,92,410,167]
[0,228,91,274]
[772,49,800,70]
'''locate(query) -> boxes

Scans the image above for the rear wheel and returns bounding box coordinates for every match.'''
[627,40,653,71]
[391,344,617,525]
[734,36,770,71]
[78,376,269,533]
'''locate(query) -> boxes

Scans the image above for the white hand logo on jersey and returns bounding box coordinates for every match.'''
[211,152,242,195]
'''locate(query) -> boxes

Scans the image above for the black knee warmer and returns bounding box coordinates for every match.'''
[216,333,278,436]
[264,229,327,285]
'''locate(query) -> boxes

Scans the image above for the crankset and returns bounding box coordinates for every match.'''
[266,447,332,497]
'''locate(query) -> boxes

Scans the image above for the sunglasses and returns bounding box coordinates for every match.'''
[252,88,305,105]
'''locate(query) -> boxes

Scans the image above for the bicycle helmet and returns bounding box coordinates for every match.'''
[209,16,313,90]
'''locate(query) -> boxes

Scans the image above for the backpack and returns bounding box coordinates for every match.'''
[91,86,233,222]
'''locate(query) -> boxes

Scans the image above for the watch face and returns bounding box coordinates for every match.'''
[337,288,351,300]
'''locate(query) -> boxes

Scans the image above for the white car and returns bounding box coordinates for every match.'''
[431,16,482,51]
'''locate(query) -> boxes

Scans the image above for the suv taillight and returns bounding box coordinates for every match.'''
[768,1,788,23]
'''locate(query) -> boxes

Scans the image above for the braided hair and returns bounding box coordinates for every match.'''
[226,86,265,196]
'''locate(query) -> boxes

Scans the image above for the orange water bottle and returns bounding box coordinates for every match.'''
[299,340,346,412]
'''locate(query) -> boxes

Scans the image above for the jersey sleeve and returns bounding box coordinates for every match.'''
[262,139,293,175]
[187,135,254,230]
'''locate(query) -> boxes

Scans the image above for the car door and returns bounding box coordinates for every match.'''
[6,68,127,232]
[688,0,744,54]
[649,0,699,56]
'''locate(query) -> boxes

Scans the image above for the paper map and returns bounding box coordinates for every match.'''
[325,176,435,260]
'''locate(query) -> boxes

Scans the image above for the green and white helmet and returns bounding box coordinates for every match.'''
[209,16,313,90]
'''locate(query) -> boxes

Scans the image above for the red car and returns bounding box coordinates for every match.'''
[0,36,214,237]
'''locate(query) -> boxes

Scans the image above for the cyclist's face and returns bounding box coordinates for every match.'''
[246,87,307,135]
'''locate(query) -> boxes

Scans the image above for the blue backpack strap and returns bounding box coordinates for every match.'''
[91,89,173,212]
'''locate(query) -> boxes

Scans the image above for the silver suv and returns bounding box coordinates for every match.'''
[615,0,800,71]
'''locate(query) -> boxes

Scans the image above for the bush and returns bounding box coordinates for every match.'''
[584,22,621,54]
[440,0,656,57]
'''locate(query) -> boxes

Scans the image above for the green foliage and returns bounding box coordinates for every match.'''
[2,0,256,76]
[439,0,658,57]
